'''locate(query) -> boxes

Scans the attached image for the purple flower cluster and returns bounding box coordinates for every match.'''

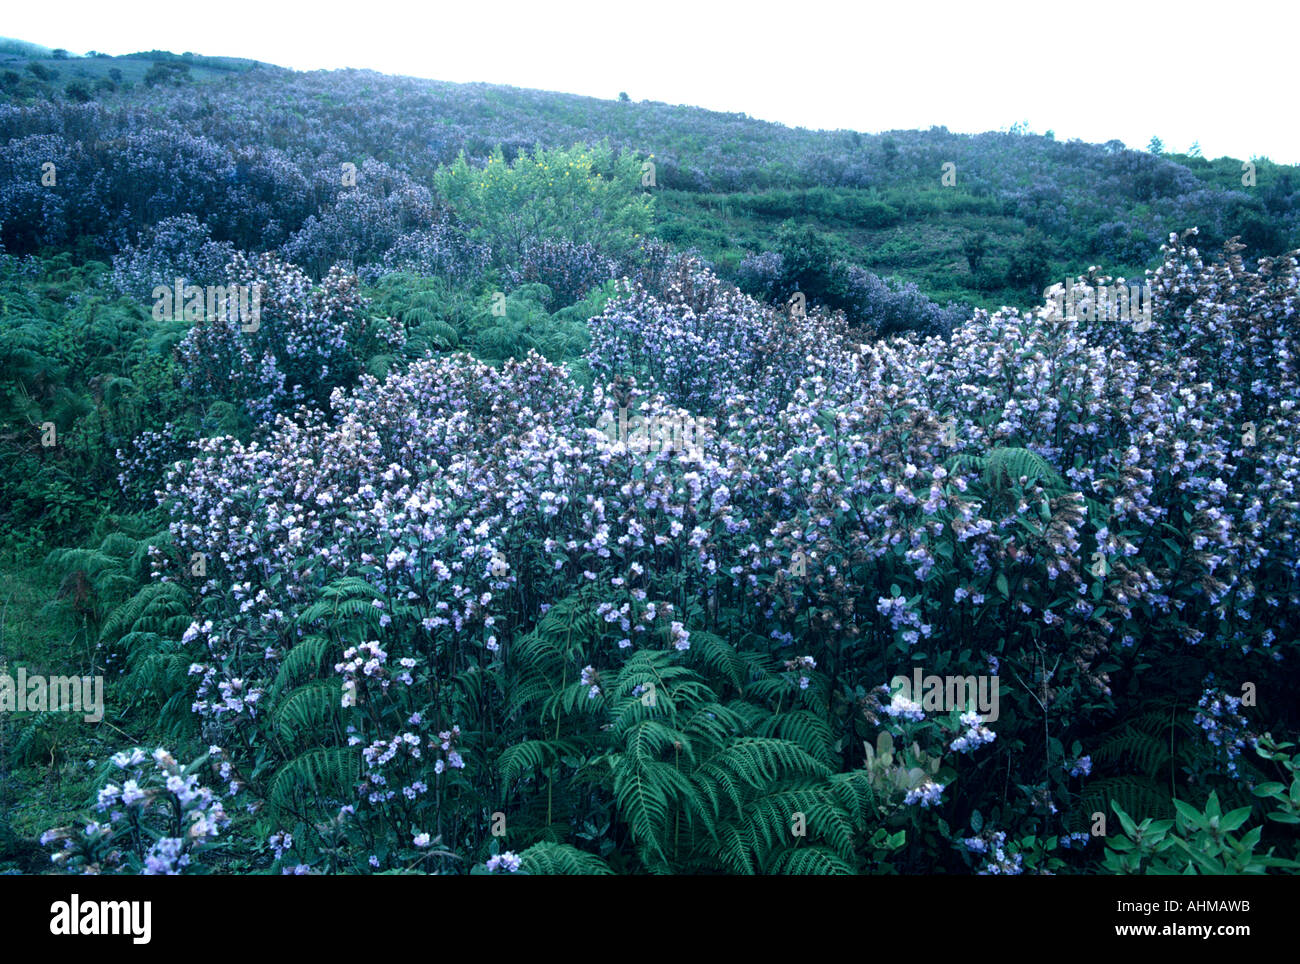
[949,711,996,754]
[504,237,620,308]
[176,251,404,420]
[485,851,521,873]
[904,780,946,807]
[359,218,491,285]
[1193,684,1256,778]
[109,214,238,300]
[42,746,230,875]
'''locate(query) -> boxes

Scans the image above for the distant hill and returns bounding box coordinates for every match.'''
[0,37,56,58]
[0,39,1295,310]
[0,43,273,93]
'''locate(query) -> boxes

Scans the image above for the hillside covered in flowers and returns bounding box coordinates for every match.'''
[0,44,1298,876]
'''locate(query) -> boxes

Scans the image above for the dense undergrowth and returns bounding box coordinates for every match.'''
[1,46,1298,875]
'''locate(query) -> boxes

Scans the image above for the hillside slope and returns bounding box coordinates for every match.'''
[1,44,1296,309]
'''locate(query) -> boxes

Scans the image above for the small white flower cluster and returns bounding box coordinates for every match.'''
[949,711,996,753]
[336,640,389,707]
[881,687,925,722]
[485,851,522,873]
[45,746,230,875]
[904,780,945,807]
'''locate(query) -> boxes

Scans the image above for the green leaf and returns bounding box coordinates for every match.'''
[1173,799,1205,830]
[1218,806,1253,833]
[1113,802,1139,838]
[1252,782,1286,798]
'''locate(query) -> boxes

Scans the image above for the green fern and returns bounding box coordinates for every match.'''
[99,581,192,643]
[756,710,836,768]
[273,681,344,748]
[272,635,337,694]
[499,739,582,784]
[770,845,855,875]
[517,842,614,875]
[1081,776,1174,826]
[269,747,360,822]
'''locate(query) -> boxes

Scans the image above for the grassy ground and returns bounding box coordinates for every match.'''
[0,557,115,872]
[654,188,1151,313]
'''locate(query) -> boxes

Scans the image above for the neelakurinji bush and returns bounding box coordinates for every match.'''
[281,159,441,278]
[357,218,490,287]
[0,106,314,255]
[176,251,405,422]
[43,230,1300,874]
[503,237,620,309]
[832,262,968,338]
[734,245,964,338]
[109,214,238,300]
[39,747,232,874]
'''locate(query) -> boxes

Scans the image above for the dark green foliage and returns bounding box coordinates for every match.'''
[962,232,988,272]
[517,840,614,874]
[1005,232,1052,296]
[485,592,889,874]
[0,257,188,551]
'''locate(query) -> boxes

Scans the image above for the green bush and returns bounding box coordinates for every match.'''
[435,142,653,265]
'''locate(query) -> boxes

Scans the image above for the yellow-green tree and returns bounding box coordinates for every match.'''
[434,142,653,264]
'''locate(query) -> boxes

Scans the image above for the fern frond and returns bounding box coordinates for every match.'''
[272,635,336,693]
[770,845,855,875]
[683,630,747,691]
[1080,776,1173,827]
[756,710,836,767]
[517,842,614,875]
[609,757,697,869]
[273,681,343,747]
[270,747,360,821]
[99,581,192,643]
[499,739,581,784]
[697,738,829,796]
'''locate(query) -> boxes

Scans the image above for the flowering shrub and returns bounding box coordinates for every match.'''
[281,160,441,278]
[41,747,231,874]
[358,218,490,285]
[833,262,967,337]
[50,231,1300,874]
[735,250,786,303]
[176,252,405,420]
[735,247,966,337]
[504,237,619,308]
[115,424,201,507]
[109,214,238,300]
[587,254,851,416]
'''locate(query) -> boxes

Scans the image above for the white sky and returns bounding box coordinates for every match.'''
[7,0,1293,163]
